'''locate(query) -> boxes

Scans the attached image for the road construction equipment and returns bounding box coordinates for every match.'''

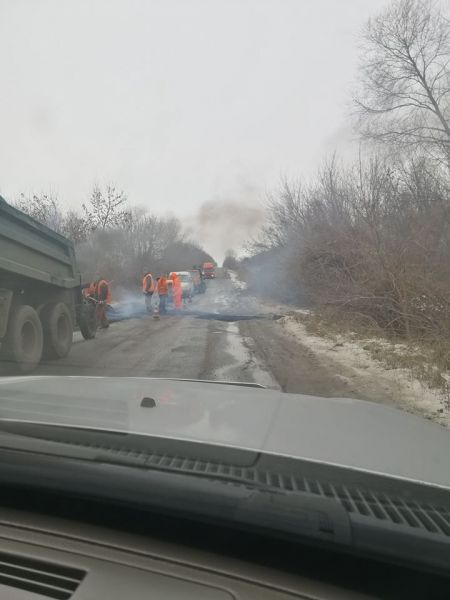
[152,295,160,320]
[0,196,95,372]
[203,262,215,279]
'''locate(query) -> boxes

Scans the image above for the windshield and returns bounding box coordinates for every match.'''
[0,0,450,571]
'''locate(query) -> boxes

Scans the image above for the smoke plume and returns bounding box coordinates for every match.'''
[188,196,265,263]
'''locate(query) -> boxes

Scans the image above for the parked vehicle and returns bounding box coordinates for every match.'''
[0,197,96,372]
[174,271,194,299]
[202,262,215,279]
[189,269,206,294]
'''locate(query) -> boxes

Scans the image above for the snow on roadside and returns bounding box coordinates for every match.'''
[227,270,247,290]
[213,321,279,389]
[278,314,450,428]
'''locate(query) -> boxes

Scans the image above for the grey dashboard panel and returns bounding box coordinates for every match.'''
[0,552,232,600]
[75,563,234,600]
[0,547,231,600]
[0,508,374,600]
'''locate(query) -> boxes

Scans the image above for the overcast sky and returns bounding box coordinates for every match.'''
[0,0,387,257]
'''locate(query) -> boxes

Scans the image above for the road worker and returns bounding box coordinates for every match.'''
[95,278,112,328]
[83,277,112,328]
[142,272,155,313]
[156,274,168,314]
[169,272,183,310]
[81,281,93,298]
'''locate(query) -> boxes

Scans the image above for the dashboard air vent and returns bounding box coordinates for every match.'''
[0,551,85,599]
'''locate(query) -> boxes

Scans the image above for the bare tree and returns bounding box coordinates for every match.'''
[355,0,450,164]
[83,184,130,231]
[14,192,64,232]
[249,177,304,253]
[62,211,88,244]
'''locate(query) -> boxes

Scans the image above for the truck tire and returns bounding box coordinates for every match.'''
[79,303,97,340]
[4,305,43,372]
[41,302,73,359]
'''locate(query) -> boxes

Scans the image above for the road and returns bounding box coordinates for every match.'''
[30,277,374,401]
[33,277,278,383]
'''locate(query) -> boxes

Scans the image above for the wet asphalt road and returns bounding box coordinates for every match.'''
[2,275,440,425]
[32,278,279,384]
[28,277,370,400]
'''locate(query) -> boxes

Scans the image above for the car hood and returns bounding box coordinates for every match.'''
[0,376,449,489]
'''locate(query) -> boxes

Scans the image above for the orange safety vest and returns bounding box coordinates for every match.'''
[83,283,95,298]
[142,273,155,293]
[92,279,112,303]
[170,273,181,292]
[157,277,168,295]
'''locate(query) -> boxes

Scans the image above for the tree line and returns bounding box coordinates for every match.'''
[14,185,214,289]
[244,0,450,340]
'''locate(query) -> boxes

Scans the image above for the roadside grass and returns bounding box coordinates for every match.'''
[292,308,450,404]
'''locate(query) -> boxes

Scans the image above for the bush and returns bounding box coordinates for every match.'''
[249,156,450,339]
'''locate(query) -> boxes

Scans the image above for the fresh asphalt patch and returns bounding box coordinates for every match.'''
[193,312,264,322]
[107,303,277,323]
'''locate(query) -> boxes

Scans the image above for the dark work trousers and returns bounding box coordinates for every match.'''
[144,292,154,313]
[159,294,167,314]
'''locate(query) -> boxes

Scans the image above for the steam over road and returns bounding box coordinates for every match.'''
[31,277,367,400]
[26,274,439,423]
[33,277,280,384]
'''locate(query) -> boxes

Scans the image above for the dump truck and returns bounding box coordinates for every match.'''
[202,262,215,279]
[0,197,97,372]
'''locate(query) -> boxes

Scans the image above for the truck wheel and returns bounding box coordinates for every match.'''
[4,305,43,372]
[41,303,73,359]
[79,303,97,340]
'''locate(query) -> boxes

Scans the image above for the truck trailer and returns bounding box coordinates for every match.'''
[0,197,97,372]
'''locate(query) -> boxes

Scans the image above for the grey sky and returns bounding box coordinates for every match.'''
[0,0,386,256]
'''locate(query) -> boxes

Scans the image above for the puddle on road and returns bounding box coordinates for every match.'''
[213,322,279,389]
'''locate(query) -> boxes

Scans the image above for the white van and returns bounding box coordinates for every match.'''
[175,271,194,299]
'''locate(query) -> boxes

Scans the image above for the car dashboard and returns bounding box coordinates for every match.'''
[0,505,356,600]
[0,490,448,600]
